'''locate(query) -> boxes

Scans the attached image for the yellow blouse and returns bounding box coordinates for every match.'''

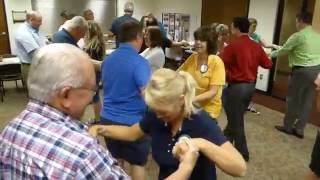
[178,53,225,118]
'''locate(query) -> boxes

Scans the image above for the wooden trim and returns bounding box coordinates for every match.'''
[313,0,320,31]
[1,0,11,54]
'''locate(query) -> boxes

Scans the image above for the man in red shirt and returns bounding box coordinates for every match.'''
[219,17,273,161]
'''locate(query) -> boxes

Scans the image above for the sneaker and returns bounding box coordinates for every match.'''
[249,106,260,114]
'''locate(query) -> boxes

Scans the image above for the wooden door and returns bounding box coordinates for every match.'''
[201,0,250,41]
[0,0,11,55]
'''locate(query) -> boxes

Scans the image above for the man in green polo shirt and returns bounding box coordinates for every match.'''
[270,12,320,139]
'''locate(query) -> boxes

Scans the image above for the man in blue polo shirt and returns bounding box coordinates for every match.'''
[52,16,88,47]
[109,2,139,48]
[101,20,150,180]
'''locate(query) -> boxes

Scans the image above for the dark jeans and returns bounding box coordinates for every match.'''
[283,65,320,134]
[222,82,255,158]
[100,117,150,166]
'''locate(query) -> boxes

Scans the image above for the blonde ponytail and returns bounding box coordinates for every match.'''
[144,68,197,117]
[178,71,197,117]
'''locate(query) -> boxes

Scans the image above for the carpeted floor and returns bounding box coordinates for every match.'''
[0,81,318,180]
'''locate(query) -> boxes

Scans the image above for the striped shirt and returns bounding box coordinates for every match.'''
[0,100,130,179]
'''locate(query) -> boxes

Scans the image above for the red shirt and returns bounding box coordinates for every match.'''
[219,35,273,83]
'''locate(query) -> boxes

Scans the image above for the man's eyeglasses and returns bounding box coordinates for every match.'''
[73,86,98,96]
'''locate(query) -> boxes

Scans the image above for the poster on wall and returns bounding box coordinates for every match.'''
[162,13,190,41]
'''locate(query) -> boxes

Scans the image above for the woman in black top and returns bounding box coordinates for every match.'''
[90,68,247,180]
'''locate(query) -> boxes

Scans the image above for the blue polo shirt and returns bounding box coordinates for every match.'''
[101,43,151,125]
[110,15,139,47]
[52,29,79,47]
[139,109,227,180]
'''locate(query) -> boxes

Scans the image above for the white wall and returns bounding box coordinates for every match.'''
[248,0,279,92]
[4,0,32,54]
[117,0,202,40]
[248,0,279,49]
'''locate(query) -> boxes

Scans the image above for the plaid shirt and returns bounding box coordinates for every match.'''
[0,100,130,179]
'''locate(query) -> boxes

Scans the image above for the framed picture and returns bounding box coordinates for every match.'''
[12,10,27,23]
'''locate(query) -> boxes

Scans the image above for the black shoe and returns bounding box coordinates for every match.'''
[275,126,293,135]
[243,155,249,162]
[292,129,304,139]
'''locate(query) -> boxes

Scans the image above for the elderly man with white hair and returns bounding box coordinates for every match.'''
[14,10,46,86]
[52,16,88,47]
[0,43,128,179]
[0,43,200,180]
[109,2,139,47]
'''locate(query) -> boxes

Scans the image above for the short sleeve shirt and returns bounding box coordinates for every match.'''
[110,15,139,48]
[178,54,226,118]
[139,109,227,180]
[14,22,46,64]
[52,29,79,47]
[140,47,165,73]
[101,43,151,125]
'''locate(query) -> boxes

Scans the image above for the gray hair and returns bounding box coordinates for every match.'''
[28,43,89,102]
[124,2,134,13]
[65,16,88,31]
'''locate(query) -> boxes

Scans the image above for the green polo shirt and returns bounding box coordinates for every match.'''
[270,26,320,67]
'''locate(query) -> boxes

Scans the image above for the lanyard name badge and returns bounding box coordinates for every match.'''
[200,64,208,74]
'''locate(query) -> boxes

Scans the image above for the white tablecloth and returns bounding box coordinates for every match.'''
[0,57,20,66]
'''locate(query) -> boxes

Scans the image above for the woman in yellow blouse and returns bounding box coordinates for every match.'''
[179,26,225,118]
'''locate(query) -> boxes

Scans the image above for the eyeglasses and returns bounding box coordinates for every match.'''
[73,86,98,96]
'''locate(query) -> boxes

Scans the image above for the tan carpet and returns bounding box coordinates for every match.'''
[0,81,318,180]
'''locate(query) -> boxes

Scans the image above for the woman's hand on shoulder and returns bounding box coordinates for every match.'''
[88,125,103,138]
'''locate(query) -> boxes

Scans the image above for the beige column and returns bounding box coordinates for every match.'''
[313,0,320,31]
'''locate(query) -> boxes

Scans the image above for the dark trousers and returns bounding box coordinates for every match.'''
[223,82,256,158]
[283,65,320,134]
[310,131,320,177]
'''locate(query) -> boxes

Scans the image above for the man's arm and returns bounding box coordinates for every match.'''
[77,144,130,179]
[270,33,302,58]
[259,48,273,69]
[89,123,145,142]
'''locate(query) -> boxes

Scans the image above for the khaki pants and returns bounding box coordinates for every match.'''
[21,64,30,88]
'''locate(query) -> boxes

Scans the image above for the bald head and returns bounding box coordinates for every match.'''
[26,11,42,29]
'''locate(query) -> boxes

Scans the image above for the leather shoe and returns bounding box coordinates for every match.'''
[275,126,293,135]
[292,129,304,139]
[242,155,249,162]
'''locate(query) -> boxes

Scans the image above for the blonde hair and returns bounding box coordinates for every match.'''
[248,18,257,25]
[144,68,197,117]
[84,20,105,60]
